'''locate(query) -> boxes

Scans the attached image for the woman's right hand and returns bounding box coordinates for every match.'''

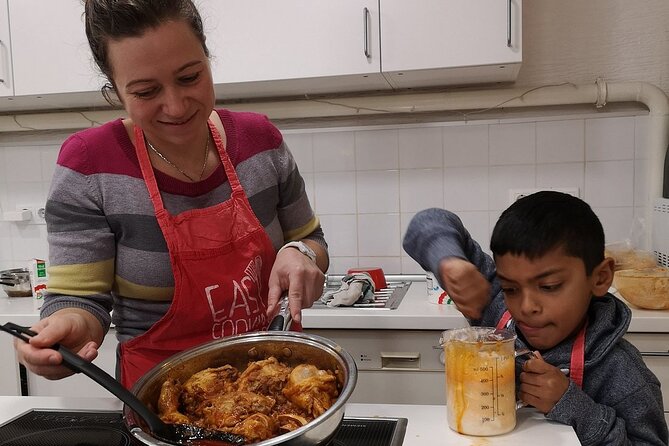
[438,257,491,320]
[15,309,103,380]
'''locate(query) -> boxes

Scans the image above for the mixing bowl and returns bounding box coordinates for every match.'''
[613,267,669,310]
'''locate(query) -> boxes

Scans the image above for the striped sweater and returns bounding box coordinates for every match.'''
[42,109,325,342]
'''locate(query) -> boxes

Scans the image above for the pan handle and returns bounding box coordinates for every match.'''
[268,294,292,331]
[0,322,168,436]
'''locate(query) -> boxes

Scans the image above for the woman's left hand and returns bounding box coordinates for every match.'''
[266,245,325,323]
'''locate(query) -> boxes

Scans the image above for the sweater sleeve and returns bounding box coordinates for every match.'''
[548,376,668,445]
[40,133,114,334]
[403,208,497,287]
[402,208,504,325]
[275,140,326,250]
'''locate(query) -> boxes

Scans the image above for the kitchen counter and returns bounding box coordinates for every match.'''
[301,280,669,332]
[0,396,580,445]
[0,281,667,332]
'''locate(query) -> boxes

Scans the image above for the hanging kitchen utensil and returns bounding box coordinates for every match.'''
[0,322,245,446]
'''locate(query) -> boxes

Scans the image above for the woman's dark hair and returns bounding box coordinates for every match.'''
[490,191,605,275]
[83,0,208,102]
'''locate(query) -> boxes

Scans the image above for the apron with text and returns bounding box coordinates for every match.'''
[120,121,276,389]
[497,310,586,388]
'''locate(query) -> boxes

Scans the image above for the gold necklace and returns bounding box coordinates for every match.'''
[146,136,210,182]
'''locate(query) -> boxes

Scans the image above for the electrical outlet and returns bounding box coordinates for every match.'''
[17,204,47,225]
[508,187,580,205]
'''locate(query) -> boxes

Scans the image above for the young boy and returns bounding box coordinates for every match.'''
[403,191,668,445]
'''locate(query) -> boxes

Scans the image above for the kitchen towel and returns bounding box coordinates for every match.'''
[320,273,376,307]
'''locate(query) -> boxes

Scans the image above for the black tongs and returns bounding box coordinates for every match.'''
[0,322,245,445]
[267,294,293,331]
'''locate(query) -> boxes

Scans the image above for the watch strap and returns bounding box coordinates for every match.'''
[279,241,317,262]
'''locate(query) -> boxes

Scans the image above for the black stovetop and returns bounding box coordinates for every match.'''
[0,410,407,446]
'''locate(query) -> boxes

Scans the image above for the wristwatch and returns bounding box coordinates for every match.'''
[280,241,317,262]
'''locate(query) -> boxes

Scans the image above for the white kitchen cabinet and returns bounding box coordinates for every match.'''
[624,333,669,425]
[7,0,103,97]
[0,334,21,396]
[26,330,119,398]
[198,0,391,99]
[2,0,523,111]
[304,328,447,404]
[380,0,522,89]
[0,0,13,98]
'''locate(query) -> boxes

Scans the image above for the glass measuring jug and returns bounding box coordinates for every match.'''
[441,327,517,436]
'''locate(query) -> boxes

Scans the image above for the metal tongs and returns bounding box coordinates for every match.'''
[268,294,292,331]
[0,322,245,445]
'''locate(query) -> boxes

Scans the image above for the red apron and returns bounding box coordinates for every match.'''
[497,310,586,388]
[120,121,276,389]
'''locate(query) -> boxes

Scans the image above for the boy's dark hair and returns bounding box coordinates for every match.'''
[490,191,605,274]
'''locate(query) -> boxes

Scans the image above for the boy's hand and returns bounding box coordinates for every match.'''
[519,352,570,414]
[438,258,490,320]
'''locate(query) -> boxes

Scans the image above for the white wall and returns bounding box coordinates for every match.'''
[517,1,669,96]
[0,108,651,277]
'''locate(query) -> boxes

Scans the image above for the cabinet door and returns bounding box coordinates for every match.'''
[8,0,103,96]
[0,334,21,396]
[198,0,390,99]
[380,0,522,88]
[0,0,12,98]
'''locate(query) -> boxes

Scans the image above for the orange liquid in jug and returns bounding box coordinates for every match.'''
[445,339,516,436]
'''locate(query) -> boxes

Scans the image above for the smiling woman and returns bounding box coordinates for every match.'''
[14,0,329,393]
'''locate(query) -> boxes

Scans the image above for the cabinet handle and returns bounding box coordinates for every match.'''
[363,7,371,58]
[0,39,5,83]
[507,0,512,47]
[642,352,669,357]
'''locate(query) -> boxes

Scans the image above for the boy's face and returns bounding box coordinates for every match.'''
[495,247,613,351]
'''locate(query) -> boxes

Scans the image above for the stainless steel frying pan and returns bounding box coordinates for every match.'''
[125,298,358,446]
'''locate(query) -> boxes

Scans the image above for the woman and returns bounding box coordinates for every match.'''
[15,0,328,389]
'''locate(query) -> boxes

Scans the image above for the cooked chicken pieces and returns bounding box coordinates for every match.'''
[180,364,238,414]
[283,364,339,417]
[157,378,191,425]
[231,413,277,443]
[156,357,340,444]
[197,391,276,428]
[236,357,292,396]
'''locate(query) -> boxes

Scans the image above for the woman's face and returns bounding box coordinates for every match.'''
[106,20,215,149]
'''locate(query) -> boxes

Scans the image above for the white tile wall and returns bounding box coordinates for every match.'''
[0,134,64,272]
[0,111,654,276]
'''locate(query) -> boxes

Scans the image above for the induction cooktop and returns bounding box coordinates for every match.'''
[0,409,407,446]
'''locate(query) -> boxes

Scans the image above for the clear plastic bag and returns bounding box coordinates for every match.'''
[605,240,657,271]
[605,216,657,271]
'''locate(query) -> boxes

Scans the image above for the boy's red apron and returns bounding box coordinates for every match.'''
[120,121,276,389]
[497,310,586,388]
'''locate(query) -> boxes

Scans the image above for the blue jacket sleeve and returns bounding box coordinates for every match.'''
[402,208,505,325]
[549,380,667,446]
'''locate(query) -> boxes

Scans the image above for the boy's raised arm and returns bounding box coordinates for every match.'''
[403,208,498,321]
